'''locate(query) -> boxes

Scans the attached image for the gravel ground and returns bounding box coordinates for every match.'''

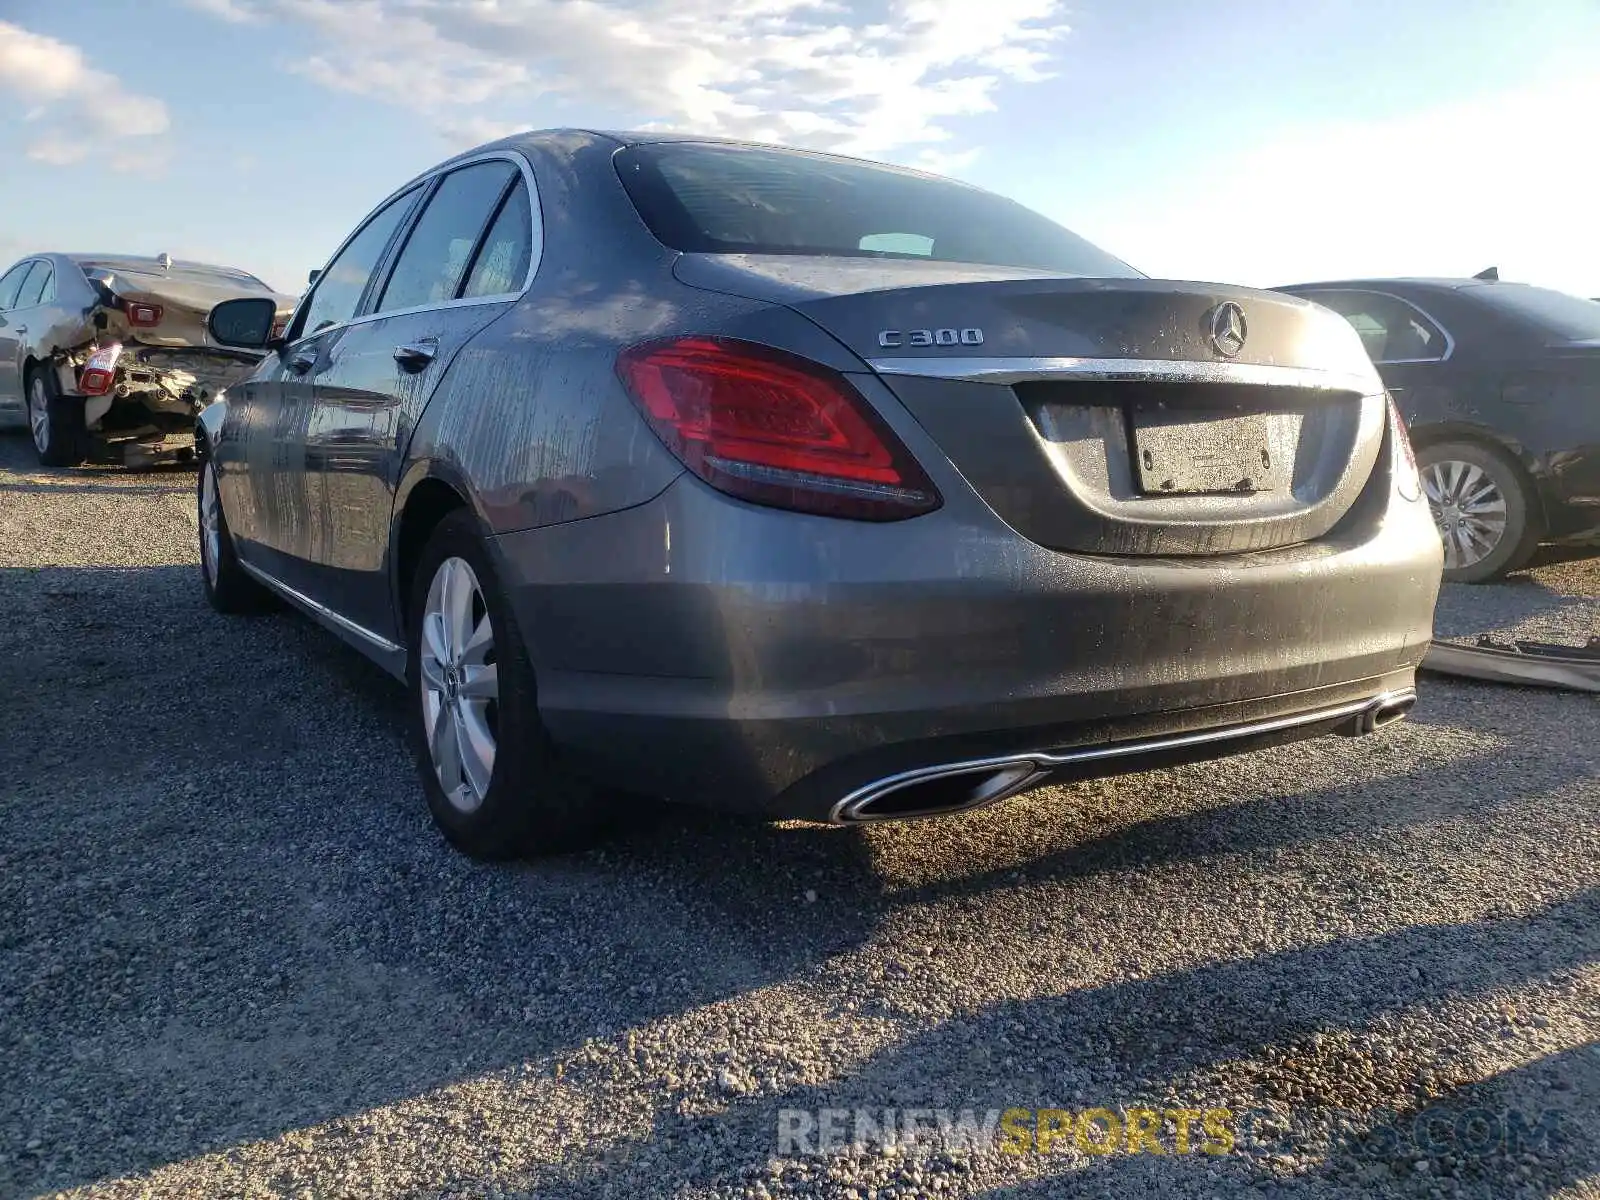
[1,429,1597,1200]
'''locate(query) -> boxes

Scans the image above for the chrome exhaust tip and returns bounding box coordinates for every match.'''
[833,686,1419,823]
[1337,688,1418,737]
[831,760,1044,824]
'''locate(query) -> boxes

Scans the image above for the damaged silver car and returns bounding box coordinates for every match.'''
[0,252,296,467]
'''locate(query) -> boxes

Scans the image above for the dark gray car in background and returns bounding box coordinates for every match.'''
[1275,276,1600,583]
[199,129,1443,860]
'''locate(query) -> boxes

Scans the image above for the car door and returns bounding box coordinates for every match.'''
[217,184,425,591]
[0,261,45,412]
[296,156,537,637]
[0,260,37,418]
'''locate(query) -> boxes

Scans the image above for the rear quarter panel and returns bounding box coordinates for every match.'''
[398,131,870,537]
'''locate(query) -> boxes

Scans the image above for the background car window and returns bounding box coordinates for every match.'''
[1304,290,1448,362]
[0,262,32,309]
[461,178,534,298]
[298,186,421,336]
[377,161,517,313]
[14,262,52,309]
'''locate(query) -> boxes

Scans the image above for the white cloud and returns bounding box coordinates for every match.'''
[0,20,172,169]
[435,115,536,151]
[183,0,264,21]
[189,0,1068,165]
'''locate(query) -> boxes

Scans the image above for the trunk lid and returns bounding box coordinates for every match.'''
[81,261,297,350]
[676,255,1389,556]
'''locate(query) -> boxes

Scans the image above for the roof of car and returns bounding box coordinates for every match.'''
[480,126,966,182]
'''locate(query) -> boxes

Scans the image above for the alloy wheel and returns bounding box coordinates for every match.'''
[28,376,49,454]
[1421,458,1508,571]
[419,556,500,814]
[199,462,222,587]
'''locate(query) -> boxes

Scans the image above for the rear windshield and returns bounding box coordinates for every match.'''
[615,142,1141,278]
[1463,282,1600,341]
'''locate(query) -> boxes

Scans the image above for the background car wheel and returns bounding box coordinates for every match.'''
[198,457,271,613]
[1416,439,1542,584]
[27,366,88,468]
[406,509,612,860]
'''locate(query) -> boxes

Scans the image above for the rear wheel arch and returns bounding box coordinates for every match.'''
[393,475,474,629]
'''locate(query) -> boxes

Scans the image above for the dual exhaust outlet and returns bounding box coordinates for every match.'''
[829,689,1417,824]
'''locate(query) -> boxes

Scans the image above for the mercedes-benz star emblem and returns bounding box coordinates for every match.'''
[1208,301,1248,358]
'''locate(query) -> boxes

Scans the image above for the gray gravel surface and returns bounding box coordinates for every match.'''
[1,429,1596,1200]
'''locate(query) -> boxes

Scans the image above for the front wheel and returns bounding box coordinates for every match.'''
[27,368,88,468]
[405,509,612,860]
[1417,440,1541,584]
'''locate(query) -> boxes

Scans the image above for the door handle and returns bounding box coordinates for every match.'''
[288,351,317,375]
[13,326,25,335]
[393,338,438,371]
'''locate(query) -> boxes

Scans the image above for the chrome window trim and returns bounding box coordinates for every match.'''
[237,558,402,654]
[285,148,543,348]
[1292,287,1456,365]
[865,355,1382,395]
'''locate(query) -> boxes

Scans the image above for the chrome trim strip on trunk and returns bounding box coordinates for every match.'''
[828,688,1418,824]
[237,558,403,654]
[864,356,1380,393]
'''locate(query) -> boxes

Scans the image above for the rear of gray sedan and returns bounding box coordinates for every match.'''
[478,137,1443,830]
[197,130,1442,859]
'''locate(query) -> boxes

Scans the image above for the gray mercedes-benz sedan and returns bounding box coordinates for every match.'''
[199,128,1443,860]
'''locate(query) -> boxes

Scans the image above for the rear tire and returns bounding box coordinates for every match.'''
[405,509,612,860]
[1416,439,1541,584]
[198,456,272,613]
[27,367,88,468]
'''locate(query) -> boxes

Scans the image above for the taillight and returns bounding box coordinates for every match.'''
[1388,392,1421,502]
[124,301,163,327]
[616,336,941,521]
[79,343,123,397]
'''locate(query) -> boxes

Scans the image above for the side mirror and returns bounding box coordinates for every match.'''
[208,296,280,350]
[308,268,322,286]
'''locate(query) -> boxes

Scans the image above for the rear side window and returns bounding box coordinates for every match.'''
[15,262,53,308]
[377,160,517,313]
[615,142,1141,278]
[0,262,32,309]
[462,179,535,298]
[1300,290,1449,363]
[299,185,421,336]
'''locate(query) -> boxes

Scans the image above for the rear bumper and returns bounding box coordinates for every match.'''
[490,469,1442,820]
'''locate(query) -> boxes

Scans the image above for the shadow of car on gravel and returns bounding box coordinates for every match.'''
[3,556,1595,1196]
[520,887,1600,1199]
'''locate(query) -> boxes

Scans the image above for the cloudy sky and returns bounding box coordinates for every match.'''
[1,0,1596,297]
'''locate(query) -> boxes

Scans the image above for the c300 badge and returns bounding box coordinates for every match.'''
[877,327,985,348]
